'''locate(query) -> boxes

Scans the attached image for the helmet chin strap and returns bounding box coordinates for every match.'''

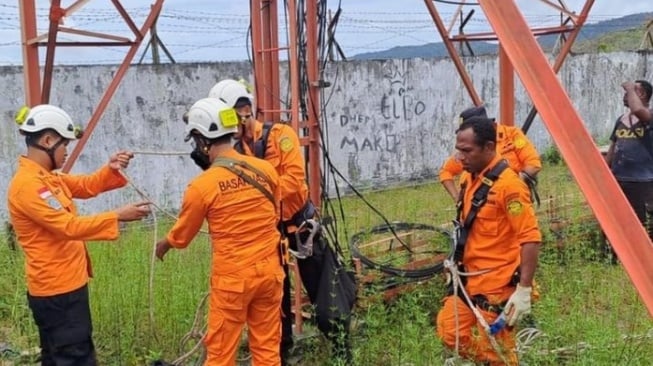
[31,137,66,170]
[189,135,212,171]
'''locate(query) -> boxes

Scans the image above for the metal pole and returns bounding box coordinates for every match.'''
[19,0,41,106]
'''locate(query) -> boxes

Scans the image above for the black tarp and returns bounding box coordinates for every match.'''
[295,234,357,362]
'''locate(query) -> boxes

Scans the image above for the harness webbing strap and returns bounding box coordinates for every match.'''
[234,121,274,159]
[453,159,509,263]
[211,157,276,204]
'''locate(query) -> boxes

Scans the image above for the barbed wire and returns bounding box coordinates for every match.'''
[0,2,649,65]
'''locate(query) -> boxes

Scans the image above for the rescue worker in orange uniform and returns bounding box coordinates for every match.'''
[155,97,284,366]
[439,105,541,202]
[436,117,542,365]
[208,80,351,364]
[7,104,151,365]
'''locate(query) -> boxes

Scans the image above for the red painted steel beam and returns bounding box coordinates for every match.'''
[520,0,594,132]
[424,0,481,106]
[63,1,165,172]
[250,0,281,123]
[286,0,301,133]
[111,0,141,37]
[260,0,273,122]
[64,0,91,17]
[305,0,321,207]
[55,27,133,42]
[19,0,41,106]
[451,25,574,42]
[41,0,63,104]
[250,0,264,119]
[478,0,653,316]
[36,42,134,47]
[539,0,581,21]
[268,0,280,123]
[498,45,514,126]
[550,1,594,73]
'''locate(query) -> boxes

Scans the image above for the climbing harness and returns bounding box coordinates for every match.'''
[234,121,274,159]
[445,159,513,365]
[452,159,509,263]
[289,219,320,259]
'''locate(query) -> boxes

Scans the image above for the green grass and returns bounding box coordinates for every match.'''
[1,162,652,365]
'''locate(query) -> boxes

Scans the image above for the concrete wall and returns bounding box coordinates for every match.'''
[1,52,651,219]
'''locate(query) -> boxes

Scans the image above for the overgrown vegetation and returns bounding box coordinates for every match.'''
[541,145,563,166]
[1,163,652,365]
[573,24,653,53]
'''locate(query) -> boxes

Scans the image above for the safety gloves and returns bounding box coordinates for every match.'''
[504,284,532,326]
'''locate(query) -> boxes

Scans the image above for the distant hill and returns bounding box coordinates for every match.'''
[351,12,653,60]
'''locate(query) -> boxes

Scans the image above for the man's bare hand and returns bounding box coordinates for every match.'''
[115,201,151,221]
[156,239,172,261]
[109,150,135,170]
[622,81,643,97]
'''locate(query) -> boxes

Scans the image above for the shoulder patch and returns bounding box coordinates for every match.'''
[279,136,294,152]
[507,199,524,216]
[514,136,526,149]
[38,187,51,199]
[46,196,62,210]
[38,187,62,210]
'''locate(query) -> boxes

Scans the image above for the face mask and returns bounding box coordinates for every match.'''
[190,146,211,171]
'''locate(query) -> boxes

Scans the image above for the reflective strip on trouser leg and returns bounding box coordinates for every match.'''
[204,256,284,366]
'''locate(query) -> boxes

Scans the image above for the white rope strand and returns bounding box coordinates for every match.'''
[131,150,188,156]
[444,259,511,365]
[119,168,211,365]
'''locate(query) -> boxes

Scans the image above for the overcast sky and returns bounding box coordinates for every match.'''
[0,0,651,65]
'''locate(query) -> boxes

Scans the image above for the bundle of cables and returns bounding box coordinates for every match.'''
[349,222,452,290]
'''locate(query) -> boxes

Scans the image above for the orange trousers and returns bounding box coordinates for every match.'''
[436,287,518,366]
[204,256,284,366]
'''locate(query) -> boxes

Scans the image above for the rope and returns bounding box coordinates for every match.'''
[172,293,209,366]
[119,169,210,364]
[118,170,161,342]
[530,328,653,358]
[443,259,511,365]
[516,327,544,354]
[131,150,188,156]
[120,170,178,222]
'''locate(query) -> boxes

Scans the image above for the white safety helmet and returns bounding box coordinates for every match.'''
[17,104,80,140]
[208,79,254,109]
[185,97,239,139]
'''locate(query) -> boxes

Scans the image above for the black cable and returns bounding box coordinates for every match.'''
[349,223,450,278]
[300,0,418,257]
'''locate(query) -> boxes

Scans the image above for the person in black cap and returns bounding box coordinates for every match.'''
[439,105,542,202]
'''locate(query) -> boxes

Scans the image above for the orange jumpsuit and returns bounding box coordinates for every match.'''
[436,155,542,365]
[7,156,126,296]
[439,124,541,183]
[239,120,309,227]
[165,149,284,366]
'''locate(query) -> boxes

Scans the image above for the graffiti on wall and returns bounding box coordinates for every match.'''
[336,62,429,181]
[338,63,426,155]
[381,65,426,122]
[338,114,400,153]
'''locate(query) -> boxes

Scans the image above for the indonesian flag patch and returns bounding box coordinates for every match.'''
[38,187,62,210]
